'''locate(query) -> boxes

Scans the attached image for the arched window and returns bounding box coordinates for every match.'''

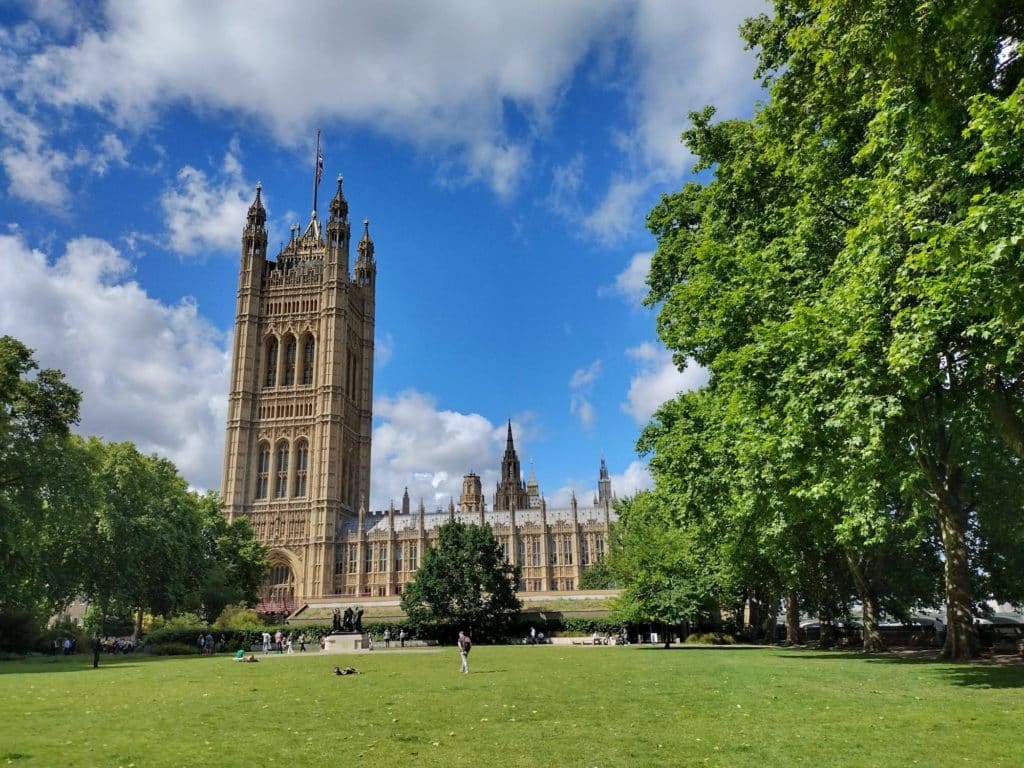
[302,337,315,385]
[274,441,289,498]
[283,335,297,385]
[264,338,278,387]
[294,440,309,497]
[255,443,270,499]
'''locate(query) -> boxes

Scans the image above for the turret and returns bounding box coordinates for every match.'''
[326,175,351,275]
[402,487,410,516]
[354,218,376,287]
[242,183,268,270]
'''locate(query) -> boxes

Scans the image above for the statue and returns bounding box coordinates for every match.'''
[342,606,354,632]
[332,608,342,633]
[353,606,364,633]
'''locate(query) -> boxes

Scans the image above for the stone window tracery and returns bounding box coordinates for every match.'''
[283,335,297,385]
[255,443,270,499]
[294,440,309,497]
[265,338,278,387]
[274,441,289,498]
[303,337,315,385]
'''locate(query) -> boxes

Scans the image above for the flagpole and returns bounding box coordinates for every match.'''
[312,129,322,218]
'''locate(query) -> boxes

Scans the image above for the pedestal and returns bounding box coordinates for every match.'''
[320,632,367,653]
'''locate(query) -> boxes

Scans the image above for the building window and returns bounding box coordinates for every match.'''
[563,535,573,565]
[283,336,297,385]
[551,579,559,591]
[255,444,270,499]
[408,543,418,571]
[274,442,289,498]
[364,545,373,573]
[303,338,315,385]
[532,580,542,592]
[549,538,558,565]
[530,538,541,567]
[335,546,344,574]
[500,540,509,563]
[378,543,387,573]
[265,338,278,387]
[595,535,604,561]
[518,579,527,592]
[564,579,574,591]
[517,539,525,565]
[581,538,590,566]
[294,440,308,497]
[394,543,403,572]
[347,544,357,574]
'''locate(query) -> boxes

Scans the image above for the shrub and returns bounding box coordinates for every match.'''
[148,642,197,656]
[215,606,264,629]
[684,632,736,645]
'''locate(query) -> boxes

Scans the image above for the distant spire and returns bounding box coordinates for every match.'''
[329,174,348,221]
[246,183,266,228]
[506,419,514,450]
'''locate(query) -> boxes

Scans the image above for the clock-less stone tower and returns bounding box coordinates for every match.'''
[221,174,376,610]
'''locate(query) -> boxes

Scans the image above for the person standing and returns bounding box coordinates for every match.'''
[383,628,391,648]
[262,630,271,654]
[458,631,472,674]
[399,628,407,647]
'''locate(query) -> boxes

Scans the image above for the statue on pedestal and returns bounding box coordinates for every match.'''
[353,606,364,633]
[331,608,342,633]
[342,606,354,632]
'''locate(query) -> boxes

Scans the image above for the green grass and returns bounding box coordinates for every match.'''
[1,646,1022,767]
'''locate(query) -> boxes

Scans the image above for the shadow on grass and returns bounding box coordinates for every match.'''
[0,655,162,676]
[773,649,1024,689]
[632,645,769,651]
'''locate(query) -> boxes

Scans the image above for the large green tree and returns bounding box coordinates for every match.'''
[195,492,268,623]
[644,1,1024,658]
[608,492,720,646]
[400,520,520,642]
[0,337,91,648]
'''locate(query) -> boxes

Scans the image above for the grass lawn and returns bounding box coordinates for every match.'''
[1,645,1022,767]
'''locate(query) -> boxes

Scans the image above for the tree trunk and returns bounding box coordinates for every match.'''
[785,590,802,646]
[987,373,1024,461]
[936,494,978,659]
[133,607,144,643]
[761,594,779,644]
[844,550,886,653]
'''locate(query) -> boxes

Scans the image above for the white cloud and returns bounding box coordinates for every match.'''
[622,341,707,424]
[371,391,504,510]
[569,359,602,431]
[599,250,651,303]
[16,0,633,198]
[0,234,230,490]
[161,143,251,255]
[375,331,394,368]
[581,176,649,245]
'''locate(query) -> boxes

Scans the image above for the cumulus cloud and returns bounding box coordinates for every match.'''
[622,341,707,424]
[372,391,511,510]
[599,250,651,304]
[569,359,602,431]
[0,234,230,489]
[161,142,252,255]
[15,0,633,198]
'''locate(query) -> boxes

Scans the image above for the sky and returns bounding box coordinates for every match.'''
[0,0,766,511]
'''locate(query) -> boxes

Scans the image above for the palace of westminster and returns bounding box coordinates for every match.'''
[221,171,617,610]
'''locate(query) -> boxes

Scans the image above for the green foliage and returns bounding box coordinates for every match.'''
[577,558,617,589]
[214,605,264,629]
[643,1,1024,659]
[0,337,89,646]
[400,520,521,641]
[608,493,719,629]
[684,632,736,645]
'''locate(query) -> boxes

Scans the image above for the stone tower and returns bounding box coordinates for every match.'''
[494,420,529,511]
[597,457,612,506]
[221,172,376,607]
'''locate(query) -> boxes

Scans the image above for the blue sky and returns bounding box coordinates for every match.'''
[0,0,764,510]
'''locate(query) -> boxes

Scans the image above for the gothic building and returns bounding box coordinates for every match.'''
[221,174,376,612]
[222,168,616,611]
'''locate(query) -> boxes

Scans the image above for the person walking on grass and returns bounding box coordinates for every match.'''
[458,630,472,674]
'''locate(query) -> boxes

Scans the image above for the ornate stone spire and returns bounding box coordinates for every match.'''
[246,183,266,230]
[329,175,348,221]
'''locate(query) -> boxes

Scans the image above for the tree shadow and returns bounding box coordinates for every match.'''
[773,649,1024,688]
[0,656,150,676]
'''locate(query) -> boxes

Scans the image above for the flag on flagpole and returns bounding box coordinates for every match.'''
[316,148,324,185]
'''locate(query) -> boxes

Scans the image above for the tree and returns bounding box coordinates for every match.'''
[643,1,1024,659]
[195,492,268,623]
[578,557,617,590]
[608,493,719,647]
[0,337,90,649]
[80,440,207,638]
[400,520,520,642]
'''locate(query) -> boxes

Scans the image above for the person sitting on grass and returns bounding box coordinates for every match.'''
[333,666,359,676]
[240,655,259,663]
[234,649,245,660]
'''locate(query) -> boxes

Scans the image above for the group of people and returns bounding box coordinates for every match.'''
[196,633,229,655]
[260,629,308,654]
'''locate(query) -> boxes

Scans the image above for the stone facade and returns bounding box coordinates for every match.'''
[222,175,615,610]
[221,177,376,611]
